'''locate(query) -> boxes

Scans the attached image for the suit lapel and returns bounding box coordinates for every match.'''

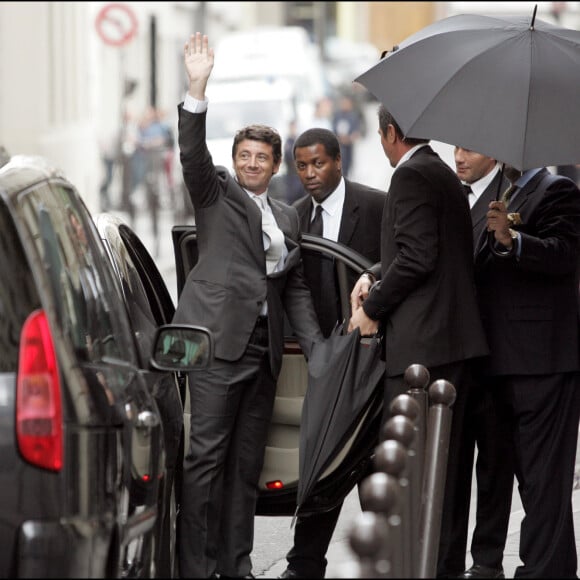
[242,189,267,261]
[269,199,291,236]
[507,169,548,215]
[338,184,358,246]
[296,200,310,233]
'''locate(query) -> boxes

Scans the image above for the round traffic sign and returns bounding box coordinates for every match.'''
[95,3,138,47]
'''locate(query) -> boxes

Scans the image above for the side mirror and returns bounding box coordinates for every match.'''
[151,324,213,371]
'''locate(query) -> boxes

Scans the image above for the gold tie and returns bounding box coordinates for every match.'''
[501,183,518,204]
[500,184,522,225]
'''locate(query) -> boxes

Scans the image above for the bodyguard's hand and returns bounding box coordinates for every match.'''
[348,305,379,336]
[350,274,373,310]
[184,32,214,101]
[486,200,513,249]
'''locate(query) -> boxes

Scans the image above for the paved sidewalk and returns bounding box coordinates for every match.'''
[258,484,580,578]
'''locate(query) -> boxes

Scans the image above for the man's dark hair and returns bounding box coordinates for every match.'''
[378,104,428,146]
[232,125,282,165]
[292,128,341,160]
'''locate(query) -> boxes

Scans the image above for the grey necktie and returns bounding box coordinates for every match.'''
[253,195,284,274]
[310,204,324,236]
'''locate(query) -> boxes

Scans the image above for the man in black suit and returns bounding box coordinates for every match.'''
[438,148,513,579]
[174,33,323,579]
[279,127,386,578]
[474,165,580,578]
[349,105,489,577]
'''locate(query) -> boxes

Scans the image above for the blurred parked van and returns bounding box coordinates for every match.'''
[205,77,298,173]
[211,26,328,129]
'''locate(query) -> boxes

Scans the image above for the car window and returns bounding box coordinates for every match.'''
[101,222,166,366]
[16,183,137,370]
[0,199,41,371]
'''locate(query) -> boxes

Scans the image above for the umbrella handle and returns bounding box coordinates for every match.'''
[486,162,517,258]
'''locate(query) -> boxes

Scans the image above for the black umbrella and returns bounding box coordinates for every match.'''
[295,325,385,519]
[355,6,580,171]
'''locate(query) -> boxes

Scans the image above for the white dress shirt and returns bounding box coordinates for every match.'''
[310,177,346,242]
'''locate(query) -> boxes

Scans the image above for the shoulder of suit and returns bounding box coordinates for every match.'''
[292,195,310,212]
[271,196,298,214]
[345,179,387,198]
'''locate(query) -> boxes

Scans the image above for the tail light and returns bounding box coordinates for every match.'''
[16,309,63,471]
[265,480,284,490]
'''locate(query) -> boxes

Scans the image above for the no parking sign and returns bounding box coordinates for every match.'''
[95,3,138,47]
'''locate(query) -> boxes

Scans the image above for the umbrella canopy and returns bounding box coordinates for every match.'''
[355,8,580,171]
[295,325,385,517]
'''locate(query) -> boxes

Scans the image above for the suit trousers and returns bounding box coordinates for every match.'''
[507,372,580,578]
[286,502,344,577]
[441,377,514,573]
[178,317,276,578]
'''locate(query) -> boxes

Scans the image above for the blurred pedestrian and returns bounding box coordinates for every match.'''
[312,96,334,131]
[474,164,580,577]
[436,147,513,579]
[97,126,120,211]
[119,109,139,224]
[332,95,361,178]
[282,120,305,205]
[279,127,386,578]
[135,106,173,256]
[348,105,489,577]
[174,32,323,579]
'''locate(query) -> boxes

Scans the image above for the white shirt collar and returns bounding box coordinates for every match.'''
[311,177,346,242]
[246,189,270,207]
[396,143,430,168]
[466,163,501,201]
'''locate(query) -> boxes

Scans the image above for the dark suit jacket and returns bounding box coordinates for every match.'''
[475,168,580,376]
[293,180,386,335]
[173,106,323,377]
[363,145,489,376]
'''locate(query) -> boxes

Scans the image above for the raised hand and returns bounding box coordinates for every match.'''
[183,32,214,101]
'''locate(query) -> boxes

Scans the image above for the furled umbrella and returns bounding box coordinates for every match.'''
[355,6,580,171]
[294,325,385,520]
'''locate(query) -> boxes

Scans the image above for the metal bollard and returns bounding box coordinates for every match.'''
[417,379,456,579]
[348,511,391,578]
[389,394,422,577]
[382,415,416,578]
[374,439,407,578]
[360,470,402,577]
[404,364,430,458]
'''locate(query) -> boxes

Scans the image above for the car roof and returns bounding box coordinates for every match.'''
[0,155,67,199]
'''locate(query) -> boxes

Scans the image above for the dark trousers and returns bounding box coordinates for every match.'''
[286,503,344,577]
[385,360,478,578]
[507,373,580,578]
[440,376,514,573]
[178,318,276,578]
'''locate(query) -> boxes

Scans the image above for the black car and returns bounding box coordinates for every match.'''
[0,154,212,578]
[171,226,383,518]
